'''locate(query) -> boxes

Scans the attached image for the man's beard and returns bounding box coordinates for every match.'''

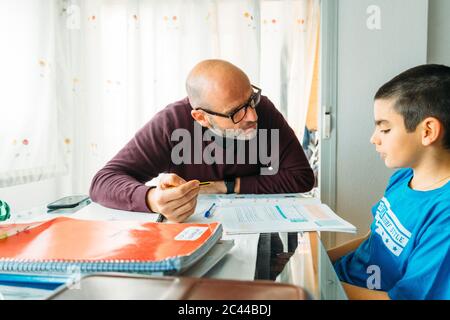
[207,118,258,141]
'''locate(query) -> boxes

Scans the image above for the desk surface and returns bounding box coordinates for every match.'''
[1,198,347,300]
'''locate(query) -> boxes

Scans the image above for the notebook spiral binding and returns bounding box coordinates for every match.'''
[0,258,180,274]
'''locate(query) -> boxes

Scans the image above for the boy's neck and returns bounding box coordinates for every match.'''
[410,149,450,191]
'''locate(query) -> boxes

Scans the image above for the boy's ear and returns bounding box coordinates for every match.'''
[421,117,442,147]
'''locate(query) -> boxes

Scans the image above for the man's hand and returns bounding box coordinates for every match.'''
[146,174,200,222]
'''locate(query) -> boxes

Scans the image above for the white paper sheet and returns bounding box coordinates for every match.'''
[188,195,356,234]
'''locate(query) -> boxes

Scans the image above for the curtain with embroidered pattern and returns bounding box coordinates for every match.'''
[0,0,320,192]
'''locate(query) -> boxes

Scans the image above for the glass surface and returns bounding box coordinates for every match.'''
[4,201,347,300]
[273,232,348,300]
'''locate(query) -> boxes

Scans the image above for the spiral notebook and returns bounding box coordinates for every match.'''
[0,217,222,275]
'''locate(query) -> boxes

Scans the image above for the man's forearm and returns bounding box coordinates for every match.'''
[89,169,152,213]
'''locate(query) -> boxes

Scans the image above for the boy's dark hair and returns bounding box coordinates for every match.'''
[375,64,450,150]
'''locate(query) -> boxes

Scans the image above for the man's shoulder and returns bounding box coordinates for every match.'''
[148,97,193,128]
[257,96,286,125]
[258,95,277,113]
[156,97,192,118]
[134,97,193,140]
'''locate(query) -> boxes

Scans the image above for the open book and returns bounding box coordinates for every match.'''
[0,217,222,275]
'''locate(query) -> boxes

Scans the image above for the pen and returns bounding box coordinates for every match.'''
[0,273,70,290]
[204,203,216,218]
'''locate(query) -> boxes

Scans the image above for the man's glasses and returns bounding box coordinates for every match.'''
[197,85,261,124]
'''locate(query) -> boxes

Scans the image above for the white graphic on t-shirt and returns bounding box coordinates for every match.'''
[374,197,411,256]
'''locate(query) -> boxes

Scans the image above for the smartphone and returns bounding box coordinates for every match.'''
[47,195,90,210]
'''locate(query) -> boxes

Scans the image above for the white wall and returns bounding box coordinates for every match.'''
[428,0,450,65]
[334,0,428,245]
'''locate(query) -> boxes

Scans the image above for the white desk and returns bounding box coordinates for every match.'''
[1,196,347,300]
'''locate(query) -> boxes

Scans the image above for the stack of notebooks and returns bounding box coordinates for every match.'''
[0,217,223,276]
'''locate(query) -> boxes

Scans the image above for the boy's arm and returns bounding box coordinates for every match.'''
[327,230,371,264]
[341,282,390,300]
[327,230,391,300]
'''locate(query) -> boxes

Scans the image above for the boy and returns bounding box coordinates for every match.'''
[328,64,450,300]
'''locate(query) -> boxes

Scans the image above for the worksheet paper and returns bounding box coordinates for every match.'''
[189,195,356,235]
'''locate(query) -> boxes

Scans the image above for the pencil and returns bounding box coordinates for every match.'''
[155,181,210,223]
[164,181,211,188]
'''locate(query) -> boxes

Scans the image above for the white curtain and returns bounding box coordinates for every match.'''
[0,0,70,187]
[0,0,320,193]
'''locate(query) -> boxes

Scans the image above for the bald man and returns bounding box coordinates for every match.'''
[89,60,314,222]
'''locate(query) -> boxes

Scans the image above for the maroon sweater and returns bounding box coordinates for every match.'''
[89,96,314,212]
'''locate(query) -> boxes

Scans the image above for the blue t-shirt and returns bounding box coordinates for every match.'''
[334,168,450,300]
